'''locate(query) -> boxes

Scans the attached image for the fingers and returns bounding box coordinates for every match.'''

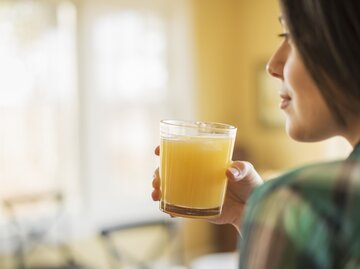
[154,146,160,156]
[152,168,160,188]
[152,168,161,201]
[151,189,161,201]
[152,147,161,201]
[152,147,160,200]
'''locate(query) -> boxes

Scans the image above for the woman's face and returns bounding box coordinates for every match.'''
[266,19,340,142]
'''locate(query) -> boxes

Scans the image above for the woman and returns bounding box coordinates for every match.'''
[152,0,360,268]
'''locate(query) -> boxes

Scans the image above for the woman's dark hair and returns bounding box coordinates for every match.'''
[280,0,360,126]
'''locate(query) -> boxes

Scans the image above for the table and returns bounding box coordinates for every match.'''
[190,252,239,269]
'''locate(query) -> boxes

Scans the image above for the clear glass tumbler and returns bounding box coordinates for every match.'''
[159,120,237,218]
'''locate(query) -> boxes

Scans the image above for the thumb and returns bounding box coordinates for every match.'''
[226,161,263,201]
[227,161,256,182]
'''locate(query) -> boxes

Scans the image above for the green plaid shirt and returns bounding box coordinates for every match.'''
[239,143,360,269]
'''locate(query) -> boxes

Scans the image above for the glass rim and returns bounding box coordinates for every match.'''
[160,119,237,131]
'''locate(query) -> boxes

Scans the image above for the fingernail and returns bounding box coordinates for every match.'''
[229,167,240,177]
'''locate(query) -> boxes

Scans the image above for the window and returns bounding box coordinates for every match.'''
[80,0,195,227]
[0,0,195,232]
[0,1,79,208]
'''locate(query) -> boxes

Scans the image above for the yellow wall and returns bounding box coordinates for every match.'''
[191,0,346,172]
[182,1,352,261]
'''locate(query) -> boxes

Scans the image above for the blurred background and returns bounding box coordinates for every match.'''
[0,0,352,268]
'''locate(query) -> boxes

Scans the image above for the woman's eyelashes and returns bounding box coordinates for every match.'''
[278,32,290,39]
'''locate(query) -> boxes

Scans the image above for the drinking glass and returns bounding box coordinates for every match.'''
[159,120,237,218]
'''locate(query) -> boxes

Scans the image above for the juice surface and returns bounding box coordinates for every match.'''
[160,136,234,209]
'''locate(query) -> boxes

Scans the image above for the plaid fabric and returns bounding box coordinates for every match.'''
[239,143,360,269]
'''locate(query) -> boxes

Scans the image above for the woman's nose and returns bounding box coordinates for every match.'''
[266,43,287,80]
[266,62,283,79]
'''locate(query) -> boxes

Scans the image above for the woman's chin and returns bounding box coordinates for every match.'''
[285,120,309,142]
[285,121,331,142]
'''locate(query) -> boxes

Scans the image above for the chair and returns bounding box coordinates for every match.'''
[2,191,89,269]
[100,219,183,269]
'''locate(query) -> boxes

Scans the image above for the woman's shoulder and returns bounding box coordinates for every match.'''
[249,157,360,207]
[242,157,360,268]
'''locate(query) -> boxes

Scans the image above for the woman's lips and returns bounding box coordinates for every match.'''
[279,93,291,109]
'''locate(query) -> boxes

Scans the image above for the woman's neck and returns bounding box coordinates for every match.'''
[343,117,360,148]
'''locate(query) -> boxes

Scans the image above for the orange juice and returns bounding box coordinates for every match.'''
[160,135,235,217]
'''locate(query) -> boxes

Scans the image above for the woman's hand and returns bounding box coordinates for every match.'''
[213,160,263,230]
[151,146,263,231]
